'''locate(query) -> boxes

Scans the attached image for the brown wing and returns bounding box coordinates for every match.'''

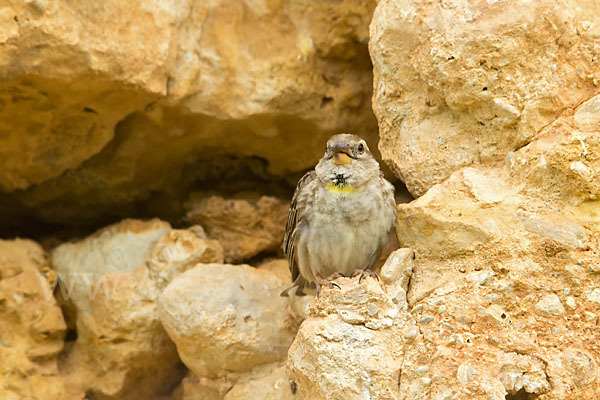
[283,170,315,282]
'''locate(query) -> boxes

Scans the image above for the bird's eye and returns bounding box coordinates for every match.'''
[357,143,365,153]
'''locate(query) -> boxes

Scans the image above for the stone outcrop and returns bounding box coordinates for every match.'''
[387,97,600,399]
[371,0,600,196]
[0,0,379,230]
[288,94,600,400]
[0,239,67,400]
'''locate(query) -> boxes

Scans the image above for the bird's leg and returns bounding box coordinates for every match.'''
[350,268,379,283]
[314,274,341,297]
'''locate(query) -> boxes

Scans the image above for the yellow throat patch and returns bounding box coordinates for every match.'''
[325,182,360,194]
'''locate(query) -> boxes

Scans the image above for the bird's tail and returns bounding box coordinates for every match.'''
[280,284,307,297]
[280,277,310,297]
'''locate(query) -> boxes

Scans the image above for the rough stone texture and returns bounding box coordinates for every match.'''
[178,363,297,400]
[370,0,600,196]
[224,364,296,400]
[0,239,68,400]
[288,277,409,400]
[158,263,296,378]
[147,228,224,290]
[185,194,288,263]
[0,0,379,229]
[389,99,600,399]
[51,219,187,399]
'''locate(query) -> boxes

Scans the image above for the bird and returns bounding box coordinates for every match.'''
[281,133,397,297]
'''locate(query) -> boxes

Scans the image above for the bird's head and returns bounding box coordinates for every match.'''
[315,133,380,189]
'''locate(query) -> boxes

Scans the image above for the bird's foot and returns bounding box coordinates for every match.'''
[315,274,342,298]
[350,268,379,283]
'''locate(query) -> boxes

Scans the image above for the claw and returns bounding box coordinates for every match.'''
[351,269,379,283]
[315,275,342,297]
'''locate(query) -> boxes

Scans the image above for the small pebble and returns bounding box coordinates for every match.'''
[404,325,419,339]
[587,288,600,304]
[416,366,429,376]
[367,304,380,316]
[418,315,434,325]
[584,311,597,321]
[411,304,424,313]
[421,377,432,385]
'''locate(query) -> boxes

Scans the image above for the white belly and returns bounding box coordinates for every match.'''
[297,182,395,282]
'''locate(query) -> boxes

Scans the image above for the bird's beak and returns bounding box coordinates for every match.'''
[332,146,352,165]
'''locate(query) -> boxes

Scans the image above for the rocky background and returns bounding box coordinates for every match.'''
[1,1,599,400]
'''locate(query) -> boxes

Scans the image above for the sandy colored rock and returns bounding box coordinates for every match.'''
[390,103,600,399]
[159,263,296,378]
[287,274,413,400]
[224,364,296,400]
[1,0,379,229]
[147,228,224,290]
[186,194,288,263]
[178,363,297,400]
[0,239,68,400]
[370,0,600,196]
[52,218,185,399]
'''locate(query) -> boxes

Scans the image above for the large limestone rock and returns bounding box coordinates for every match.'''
[391,98,600,399]
[185,194,288,262]
[158,263,296,378]
[0,239,68,400]
[1,0,379,228]
[370,0,600,196]
[51,218,225,399]
[159,259,303,400]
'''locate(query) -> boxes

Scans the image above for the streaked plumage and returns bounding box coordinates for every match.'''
[281,134,397,296]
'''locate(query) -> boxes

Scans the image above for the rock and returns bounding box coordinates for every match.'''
[147,228,224,290]
[0,239,68,400]
[52,218,185,399]
[185,195,288,263]
[386,101,600,399]
[1,0,380,229]
[587,288,600,304]
[224,365,296,400]
[380,248,414,297]
[574,94,600,129]
[499,353,550,395]
[535,294,565,317]
[287,277,409,400]
[178,372,229,400]
[370,0,600,196]
[158,263,295,378]
[258,258,292,283]
[519,212,588,249]
[178,363,297,400]
[456,364,479,386]
[52,218,171,313]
